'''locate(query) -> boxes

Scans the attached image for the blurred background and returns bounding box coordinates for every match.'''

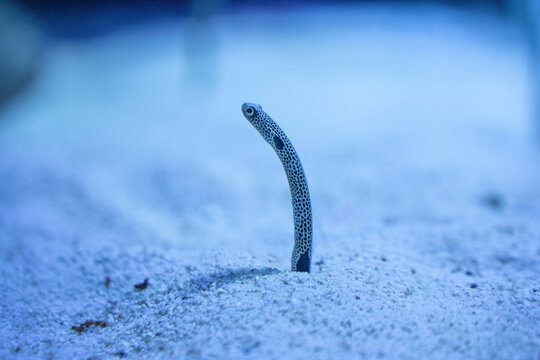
[1,0,539,123]
[1,0,539,256]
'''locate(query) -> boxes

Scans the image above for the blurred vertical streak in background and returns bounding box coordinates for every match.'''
[505,0,540,139]
[183,0,227,100]
[0,0,43,109]
[526,2,540,139]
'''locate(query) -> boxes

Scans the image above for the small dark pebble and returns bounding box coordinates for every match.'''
[114,351,127,358]
[465,271,473,276]
[495,255,515,264]
[315,259,325,266]
[134,278,149,290]
[411,269,416,274]
[15,347,20,353]
[105,277,111,287]
[71,320,107,333]
[480,193,504,211]
[533,289,538,293]
[470,283,478,289]
[383,216,398,225]
[355,296,360,300]
[381,257,387,262]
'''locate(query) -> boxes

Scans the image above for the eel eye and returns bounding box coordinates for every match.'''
[246,107,254,116]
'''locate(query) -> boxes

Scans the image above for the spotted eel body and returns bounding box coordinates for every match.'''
[241,103,312,272]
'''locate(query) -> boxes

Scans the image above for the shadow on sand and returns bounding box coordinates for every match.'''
[184,267,282,292]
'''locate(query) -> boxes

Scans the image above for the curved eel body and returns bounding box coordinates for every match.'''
[241,103,312,272]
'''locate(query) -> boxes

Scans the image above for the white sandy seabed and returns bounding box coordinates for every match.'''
[0,5,539,360]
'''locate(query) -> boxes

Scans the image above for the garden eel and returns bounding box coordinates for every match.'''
[241,103,312,273]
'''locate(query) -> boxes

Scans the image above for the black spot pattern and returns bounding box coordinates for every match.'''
[273,135,284,150]
[241,102,313,272]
